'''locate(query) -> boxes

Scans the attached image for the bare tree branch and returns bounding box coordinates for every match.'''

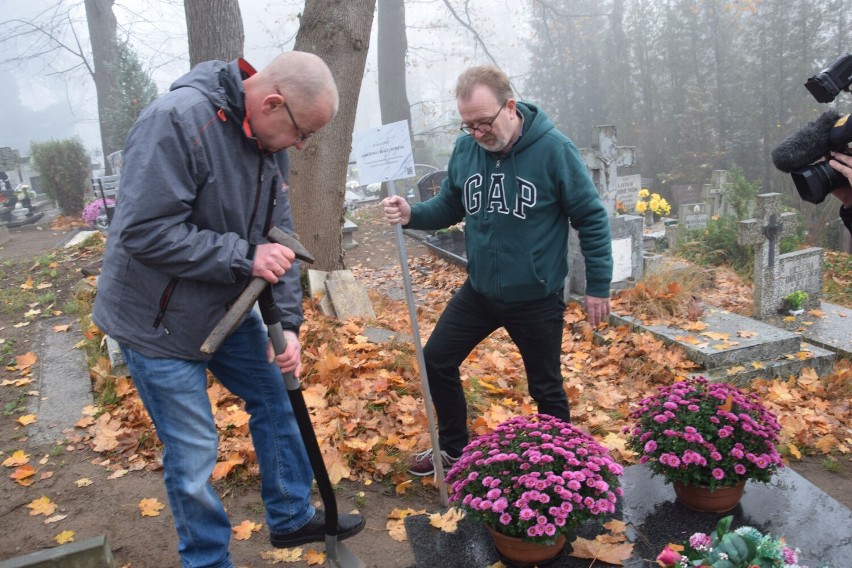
[439,0,522,98]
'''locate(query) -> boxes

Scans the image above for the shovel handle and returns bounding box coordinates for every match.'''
[259,287,340,539]
[200,277,268,354]
[200,226,314,355]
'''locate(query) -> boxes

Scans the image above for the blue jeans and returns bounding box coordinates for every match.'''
[120,311,314,568]
[424,280,569,456]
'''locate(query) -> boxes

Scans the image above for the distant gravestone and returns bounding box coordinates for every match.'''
[416,170,447,203]
[670,184,703,209]
[615,174,642,213]
[702,170,732,217]
[0,147,19,171]
[571,126,643,294]
[738,193,822,319]
[580,126,635,215]
[666,202,711,247]
[680,202,711,231]
[308,269,375,320]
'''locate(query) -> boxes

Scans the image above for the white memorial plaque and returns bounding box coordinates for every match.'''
[353,120,415,185]
[611,238,632,283]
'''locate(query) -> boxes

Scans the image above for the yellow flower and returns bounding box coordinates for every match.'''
[635,201,648,214]
[638,188,650,198]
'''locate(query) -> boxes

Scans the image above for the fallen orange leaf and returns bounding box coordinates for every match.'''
[139,498,166,517]
[569,535,634,565]
[429,508,465,533]
[15,352,37,369]
[2,450,30,467]
[304,548,326,565]
[54,530,75,544]
[232,519,262,541]
[17,414,37,426]
[211,455,244,481]
[11,465,36,484]
[27,496,57,517]
[260,549,302,562]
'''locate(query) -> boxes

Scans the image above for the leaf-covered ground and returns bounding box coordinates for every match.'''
[1,206,850,567]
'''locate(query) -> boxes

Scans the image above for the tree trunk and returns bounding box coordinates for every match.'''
[184,0,244,67]
[290,0,376,271]
[84,0,118,169]
[377,0,412,131]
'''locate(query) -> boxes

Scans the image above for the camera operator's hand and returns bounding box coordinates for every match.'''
[833,185,852,208]
[829,152,852,204]
[829,152,852,234]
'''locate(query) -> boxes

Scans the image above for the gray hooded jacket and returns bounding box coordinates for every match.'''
[93,59,302,360]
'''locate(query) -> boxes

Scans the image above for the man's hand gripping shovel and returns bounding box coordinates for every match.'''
[201,227,365,568]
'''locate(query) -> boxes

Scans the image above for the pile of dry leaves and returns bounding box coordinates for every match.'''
[76,254,850,491]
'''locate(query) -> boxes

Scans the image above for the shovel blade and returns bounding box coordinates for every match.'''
[325,536,366,568]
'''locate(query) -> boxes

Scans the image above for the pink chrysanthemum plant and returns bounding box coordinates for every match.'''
[445,414,624,545]
[624,376,783,490]
[82,198,116,227]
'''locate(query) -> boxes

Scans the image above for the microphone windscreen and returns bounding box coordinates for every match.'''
[771,110,841,172]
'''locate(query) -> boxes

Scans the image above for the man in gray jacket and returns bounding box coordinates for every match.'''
[93,52,363,568]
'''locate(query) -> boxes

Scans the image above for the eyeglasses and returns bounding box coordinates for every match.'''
[460,100,507,136]
[276,88,312,142]
[283,101,312,142]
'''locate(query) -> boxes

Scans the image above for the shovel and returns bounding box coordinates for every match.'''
[258,286,366,568]
[201,227,365,568]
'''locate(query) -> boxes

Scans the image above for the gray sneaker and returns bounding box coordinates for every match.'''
[407,448,459,477]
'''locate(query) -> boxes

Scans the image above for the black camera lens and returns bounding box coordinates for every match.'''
[805,54,852,103]
[791,160,846,204]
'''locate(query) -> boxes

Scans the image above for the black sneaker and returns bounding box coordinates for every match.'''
[407,448,459,477]
[269,509,365,548]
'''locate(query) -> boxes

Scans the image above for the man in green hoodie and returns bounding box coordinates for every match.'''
[382,65,613,477]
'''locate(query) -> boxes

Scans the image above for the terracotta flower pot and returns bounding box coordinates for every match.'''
[486,524,566,566]
[673,480,746,513]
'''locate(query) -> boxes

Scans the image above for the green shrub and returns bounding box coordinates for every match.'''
[30,138,90,215]
[724,166,761,221]
[672,215,754,276]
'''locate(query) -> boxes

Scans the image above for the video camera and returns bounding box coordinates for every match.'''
[772,54,852,204]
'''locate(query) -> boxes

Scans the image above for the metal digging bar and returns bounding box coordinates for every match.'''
[384,180,449,507]
[200,227,364,568]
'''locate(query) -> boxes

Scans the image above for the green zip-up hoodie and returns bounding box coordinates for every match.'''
[407,102,612,303]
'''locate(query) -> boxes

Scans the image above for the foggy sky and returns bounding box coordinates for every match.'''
[0,1,526,166]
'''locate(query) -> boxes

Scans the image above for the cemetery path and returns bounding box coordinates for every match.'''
[0,205,849,568]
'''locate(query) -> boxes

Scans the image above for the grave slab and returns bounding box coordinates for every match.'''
[610,307,803,369]
[621,464,851,567]
[307,268,335,316]
[0,535,115,568]
[405,465,851,568]
[362,326,412,345]
[62,230,99,249]
[28,319,94,446]
[325,278,376,320]
[608,307,836,382]
[405,506,609,568]
[764,300,852,358]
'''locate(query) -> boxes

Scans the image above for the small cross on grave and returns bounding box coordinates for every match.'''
[702,170,731,217]
[580,126,635,216]
[737,193,799,319]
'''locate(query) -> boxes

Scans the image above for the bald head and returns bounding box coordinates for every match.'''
[244,51,339,152]
[260,51,339,117]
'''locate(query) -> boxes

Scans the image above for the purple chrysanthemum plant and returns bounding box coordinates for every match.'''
[445,414,624,545]
[624,376,783,490]
[82,198,115,227]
